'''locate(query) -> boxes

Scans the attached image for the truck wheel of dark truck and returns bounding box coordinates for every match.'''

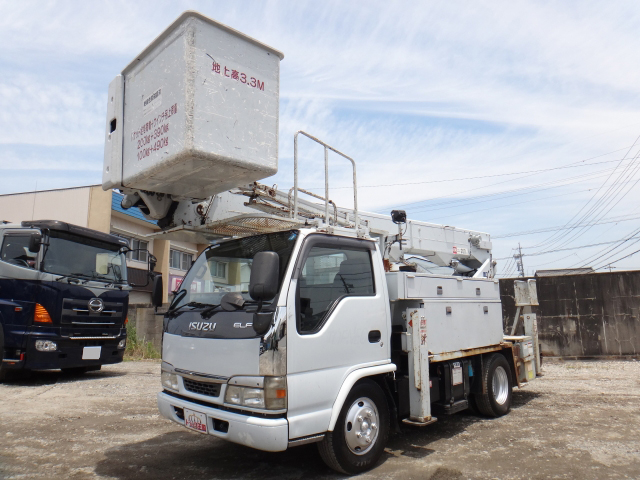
[0,328,5,381]
[318,379,390,474]
[475,353,513,417]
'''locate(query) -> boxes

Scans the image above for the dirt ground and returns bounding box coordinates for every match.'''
[0,360,639,480]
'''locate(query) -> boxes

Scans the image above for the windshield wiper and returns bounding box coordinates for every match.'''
[166,301,214,318]
[55,273,88,284]
[89,273,120,285]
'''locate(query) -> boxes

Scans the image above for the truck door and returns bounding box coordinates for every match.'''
[0,232,39,348]
[286,234,390,439]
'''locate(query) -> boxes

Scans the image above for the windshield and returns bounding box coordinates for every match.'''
[43,230,128,284]
[171,230,299,309]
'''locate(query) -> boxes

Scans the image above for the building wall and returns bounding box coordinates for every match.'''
[0,186,93,226]
[500,271,640,357]
[87,186,113,233]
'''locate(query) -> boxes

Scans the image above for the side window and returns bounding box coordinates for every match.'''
[0,235,37,269]
[298,247,374,334]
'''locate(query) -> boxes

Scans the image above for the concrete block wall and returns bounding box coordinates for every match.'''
[127,304,164,352]
[500,271,640,357]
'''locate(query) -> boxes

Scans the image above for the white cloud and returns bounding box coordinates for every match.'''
[2,0,640,269]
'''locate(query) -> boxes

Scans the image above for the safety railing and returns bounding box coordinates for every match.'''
[292,131,359,229]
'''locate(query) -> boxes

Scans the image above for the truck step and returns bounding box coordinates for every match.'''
[402,416,438,427]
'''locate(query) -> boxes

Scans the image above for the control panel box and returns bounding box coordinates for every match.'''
[103,11,283,198]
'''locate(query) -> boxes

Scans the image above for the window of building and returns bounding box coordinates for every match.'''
[298,247,374,334]
[170,249,193,271]
[130,239,148,263]
[210,259,227,279]
[110,232,148,263]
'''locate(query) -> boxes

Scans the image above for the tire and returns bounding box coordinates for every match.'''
[475,353,513,417]
[0,328,6,382]
[318,379,389,474]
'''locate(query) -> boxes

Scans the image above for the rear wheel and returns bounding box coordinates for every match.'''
[318,380,389,474]
[475,353,513,417]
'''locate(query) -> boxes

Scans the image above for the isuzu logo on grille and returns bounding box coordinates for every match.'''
[88,298,104,313]
[188,321,216,331]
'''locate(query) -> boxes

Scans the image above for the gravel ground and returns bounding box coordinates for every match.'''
[0,359,639,479]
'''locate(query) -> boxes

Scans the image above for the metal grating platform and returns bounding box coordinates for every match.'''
[144,214,303,243]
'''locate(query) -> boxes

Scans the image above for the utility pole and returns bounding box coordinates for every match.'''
[514,243,525,277]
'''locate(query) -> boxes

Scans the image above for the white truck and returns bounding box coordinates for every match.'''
[102,11,540,474]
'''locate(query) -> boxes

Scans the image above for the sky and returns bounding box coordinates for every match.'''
[2,1,640,275]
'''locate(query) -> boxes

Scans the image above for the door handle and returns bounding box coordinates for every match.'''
[368,330,381,343]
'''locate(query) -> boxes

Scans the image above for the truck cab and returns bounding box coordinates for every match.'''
[158,228,393,469]
[0,220,131,379]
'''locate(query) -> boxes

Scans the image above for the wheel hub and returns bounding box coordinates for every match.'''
[492,365,509,405]
[344,397,379,455]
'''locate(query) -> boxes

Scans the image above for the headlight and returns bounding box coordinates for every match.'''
[225,376,286,410]
[118,339,126,349]
[35,340,57,352]
[161,362,179,391]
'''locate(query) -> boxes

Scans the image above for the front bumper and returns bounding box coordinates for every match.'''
[157,391,289,452]
[4,332,126,371]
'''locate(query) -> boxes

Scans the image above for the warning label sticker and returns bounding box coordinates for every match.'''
[143,88,162,116]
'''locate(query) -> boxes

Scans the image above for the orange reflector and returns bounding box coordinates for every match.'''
[124,317,129,325]
[14,307,22,312]
[275,389,286,399]
[34,303,52,323]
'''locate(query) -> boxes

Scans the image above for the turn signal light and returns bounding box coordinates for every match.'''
[34,304,52,323]
[124,317,129,325]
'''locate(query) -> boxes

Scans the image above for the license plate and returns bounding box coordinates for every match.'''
[82,346,101,360]
[184,408,208,434]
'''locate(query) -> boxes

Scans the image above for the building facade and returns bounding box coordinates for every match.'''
[0,185,208,306]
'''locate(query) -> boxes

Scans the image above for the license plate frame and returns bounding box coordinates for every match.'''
[184,408,208,434]
[82,346,101,360]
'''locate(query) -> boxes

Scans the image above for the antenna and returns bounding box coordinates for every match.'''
[31,180,38,220]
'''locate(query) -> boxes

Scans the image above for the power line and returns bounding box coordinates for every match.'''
[494,236,640,260]
[595,247,640,271]
[406,164,626,215]
[307,145,634,192]
[527,133,640,251]
[493,212,640,239]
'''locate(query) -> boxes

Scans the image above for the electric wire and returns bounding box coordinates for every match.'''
[526,134,640,250]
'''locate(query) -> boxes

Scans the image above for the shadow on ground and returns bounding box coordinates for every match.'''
[94,389,540,479]
[1,368,126,387]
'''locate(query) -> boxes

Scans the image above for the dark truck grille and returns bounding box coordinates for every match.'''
[183,378,221,397]
[61,298,124,328]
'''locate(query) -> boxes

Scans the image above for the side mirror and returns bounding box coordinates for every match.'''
[249,252,279,304]
[148,254,157,273]
[151,274,163,307]
[28,232,42,253]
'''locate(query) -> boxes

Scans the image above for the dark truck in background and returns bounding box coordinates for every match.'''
[0,220,161,380]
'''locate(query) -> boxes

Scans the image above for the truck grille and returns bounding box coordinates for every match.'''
[183,378,221,398]
[61,299,124,328]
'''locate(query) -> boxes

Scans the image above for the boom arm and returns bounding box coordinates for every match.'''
[134,182,494,277]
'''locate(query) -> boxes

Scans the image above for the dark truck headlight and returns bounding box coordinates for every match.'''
[224,376,286,410]
[35,340,57,352]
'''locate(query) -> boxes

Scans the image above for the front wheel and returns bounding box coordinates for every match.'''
[318,379,389,474]
[475,353,513,417]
